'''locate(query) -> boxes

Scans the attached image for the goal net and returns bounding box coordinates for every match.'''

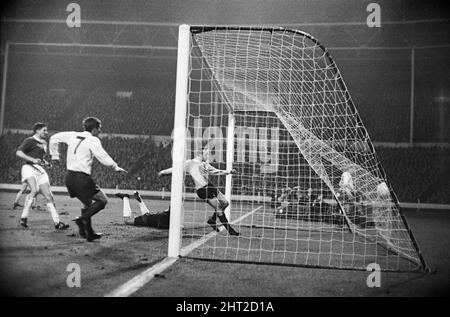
[169,25,427,272]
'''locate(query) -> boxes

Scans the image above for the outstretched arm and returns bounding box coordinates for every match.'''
[206,163,236,176]
[91,138,127,173]
[158,167,173,177]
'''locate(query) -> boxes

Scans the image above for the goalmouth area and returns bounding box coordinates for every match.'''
[0,189,449,297]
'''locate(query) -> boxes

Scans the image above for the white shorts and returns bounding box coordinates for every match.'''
[21,164,50,186]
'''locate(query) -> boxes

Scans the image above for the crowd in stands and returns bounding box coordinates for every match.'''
[0,132,173,192]
[1,59,448,203]
[5,87,175,136]
[1,131,449,204]
[376,147,450,204]
[4,81,449,143]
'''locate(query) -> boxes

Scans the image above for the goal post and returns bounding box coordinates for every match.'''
[167,24,190,258]
[224,112,235,220]
[168,24,428,272]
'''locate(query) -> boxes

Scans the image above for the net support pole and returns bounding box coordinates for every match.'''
[225,113,235,220]
[0,42,10,136]
[168,24,190,258]
[409,47,415,146]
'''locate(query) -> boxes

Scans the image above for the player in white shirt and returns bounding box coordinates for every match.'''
[158,148,239,236]
[49,117,127,242]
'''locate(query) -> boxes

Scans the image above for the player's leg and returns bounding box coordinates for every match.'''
[77,190,107,241]
[31,195,37,210]
[115,193,134,223]
[39,182,69,230]
[82,190,108,219]
[134,191,151,215]
[20,177,39,228]
[13,182,28,209]
[207,191,239,236]
[205,197,220,231]
[65,171,101,241]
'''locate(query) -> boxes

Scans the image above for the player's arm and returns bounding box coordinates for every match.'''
[158,160,192,177]
[158,167,173,177]
[49,131,74,162]
[16,150,41,164]
[91,138,127,173]
[16,139,41,164]
[205,163,236,176]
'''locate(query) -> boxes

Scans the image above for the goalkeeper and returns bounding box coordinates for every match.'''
[116,191,170,229]
[158,147,239,236]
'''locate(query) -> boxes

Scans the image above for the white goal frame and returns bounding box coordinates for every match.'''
[166,25,429,273]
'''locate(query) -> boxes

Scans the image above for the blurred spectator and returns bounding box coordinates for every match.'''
[1,132,449,204]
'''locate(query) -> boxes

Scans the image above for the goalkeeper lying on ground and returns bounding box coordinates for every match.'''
[115,191,170,229]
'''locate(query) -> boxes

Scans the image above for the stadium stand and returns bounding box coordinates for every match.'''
[1,132,449,204]
[4,69,448,142]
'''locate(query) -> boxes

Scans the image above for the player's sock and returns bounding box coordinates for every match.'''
[138,201,150,215]
[218,214,240,236]
[132,191,150,215]
[31,197,37,208]
[46,202,60,224]
[122,197,132,218]
[14,195,25,209]
[14,191,22,205]
[133,191,142,203]
[21,194,33,220]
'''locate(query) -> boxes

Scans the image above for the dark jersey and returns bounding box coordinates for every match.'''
[134,211,170,229]
[17,137,47,162]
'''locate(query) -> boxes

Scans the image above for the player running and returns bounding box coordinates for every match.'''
[116,191,170,229]
[158,148,239,236]
[16,122,69,230]
[49,117,127,242]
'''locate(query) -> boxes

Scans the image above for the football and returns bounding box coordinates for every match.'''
[377,182,390,197]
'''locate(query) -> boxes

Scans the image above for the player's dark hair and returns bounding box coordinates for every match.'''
[82,117,102,132]
[32,122,47,133]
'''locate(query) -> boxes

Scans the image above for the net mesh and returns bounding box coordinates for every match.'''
[178,26,423,271]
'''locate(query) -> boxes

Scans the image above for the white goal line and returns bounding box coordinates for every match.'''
[105,205,263,297]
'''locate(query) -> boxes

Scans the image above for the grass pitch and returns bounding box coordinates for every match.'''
[0,191,449,296]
